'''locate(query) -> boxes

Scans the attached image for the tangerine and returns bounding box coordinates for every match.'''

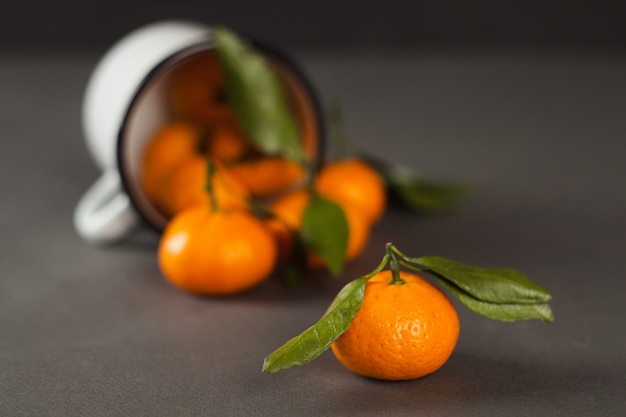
[160,156,249,217]
[229,157,306,199]
[158,204,277,296]
[140,121,201,205]
[263,216,294,262]
[315,159,386,225]
[269,189,370,267]
[167,53,233,123]
[331,270,460,380]
[207,122,254,163]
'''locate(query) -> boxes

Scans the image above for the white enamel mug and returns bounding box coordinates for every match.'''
[74,20,323,244]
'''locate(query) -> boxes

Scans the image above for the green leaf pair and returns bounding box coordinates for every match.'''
[408,256,554,323]
[262,243,553,374]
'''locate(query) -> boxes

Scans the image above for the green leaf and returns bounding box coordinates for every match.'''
[262,276,368,373]
[415,256,552,305]
[362,155,469,213]
[301,194,349,275]
[437,279,554,322]
[393,177,470,213]
[213,26,305,162]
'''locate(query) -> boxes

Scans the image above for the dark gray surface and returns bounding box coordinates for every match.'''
[1,48,625,416]
[3,1,626,50]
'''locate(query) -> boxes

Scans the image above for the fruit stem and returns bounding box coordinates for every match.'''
[301,158,317,192]
[205,159,219,213]
[388,245,429,275]
[385,243,405,285]
[247,198,274,219]
[196,125,211,154]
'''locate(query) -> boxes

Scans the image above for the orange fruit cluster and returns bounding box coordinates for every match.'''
[147,118,387,295]
[142,53,311,216]
[147,119,285,296]
[143,52,388,296]
[140,119,305,219]
[138,54,300,296]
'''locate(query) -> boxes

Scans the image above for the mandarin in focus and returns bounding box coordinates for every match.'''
[331,270,460,380]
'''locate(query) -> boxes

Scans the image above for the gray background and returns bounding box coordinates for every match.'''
[2,1,626,51]
[1,2,625,416]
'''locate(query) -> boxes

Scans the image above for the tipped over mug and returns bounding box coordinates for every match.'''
[74,20,324,244]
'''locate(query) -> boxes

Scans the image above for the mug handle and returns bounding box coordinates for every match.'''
[74,169,139,244]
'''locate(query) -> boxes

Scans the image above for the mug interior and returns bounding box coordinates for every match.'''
[118,42,324,233]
